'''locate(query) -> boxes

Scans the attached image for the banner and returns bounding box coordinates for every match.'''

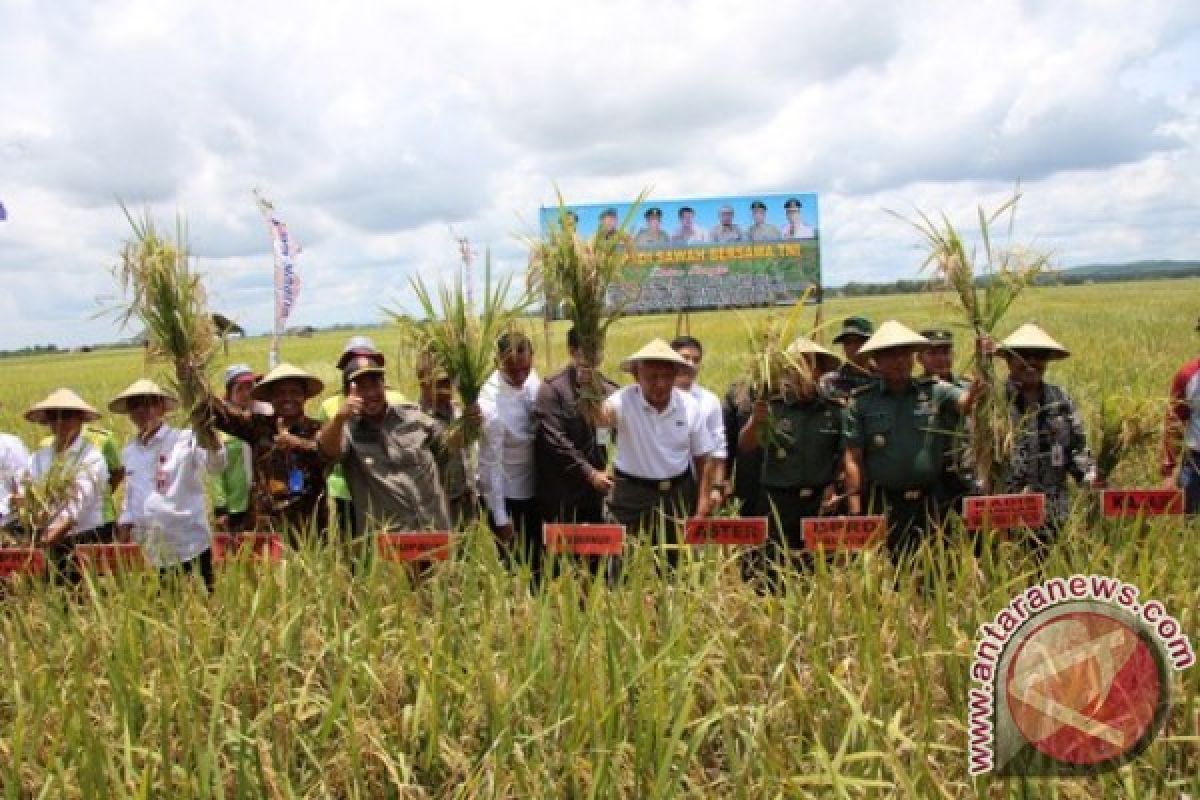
[539,191,820,314]
[269,214,301,331]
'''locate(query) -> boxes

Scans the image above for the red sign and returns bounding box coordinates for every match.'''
[801,516,887,551]
[964,494,1046,531]
[1101,489,1185,519]
[377,532,453,562]
[212,533,283,563]
[0,548,46,579]
[73,543,146,575]
[684,517,768,546]
[543,524,625,556]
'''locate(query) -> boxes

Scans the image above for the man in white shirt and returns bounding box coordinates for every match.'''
[0,432,30,531]
[478,331,543,579]
[671,206,709,245]
[671,336,728,514]
[23,389,109,583]
[780,197,816,239]
[112,379,225,589]
[597,339,717,560]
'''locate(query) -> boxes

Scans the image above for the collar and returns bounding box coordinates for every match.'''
[138,422,170,448]
[634,384,678,415]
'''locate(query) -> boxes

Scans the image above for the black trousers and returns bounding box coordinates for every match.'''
[488,497,545,581]
[867,485,939,561]
[608,471,697,570]
[46,527,107,585]
[745,485,825,591]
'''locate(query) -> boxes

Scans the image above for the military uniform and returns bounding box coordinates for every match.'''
[634,228,670,246]
[319,388,406,538]
[746,222,781,241]
[820,362,875,402]
[709,223,744,243]
[933,374,976,516]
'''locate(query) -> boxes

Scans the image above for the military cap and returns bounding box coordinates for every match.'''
[832,316,875,344]
[784,198,803,210]
[599,208,618,218]
[644,207,663,219]
[750,200,767,211]
[678,206,695,217]
[919,327,955,345]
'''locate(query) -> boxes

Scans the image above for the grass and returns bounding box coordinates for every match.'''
[0,279,1197,797]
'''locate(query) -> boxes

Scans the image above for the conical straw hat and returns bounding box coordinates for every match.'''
[857,320,930,356]
[25,388,100,424]
[999,323,1070,360]
[108,379,180,414]
[252,363,325,401]
[785,337,841,371]
[619,338,696,375]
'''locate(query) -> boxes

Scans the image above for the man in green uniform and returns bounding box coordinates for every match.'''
[918,327,976,517]
[745,200,781,241]
[210,364,257,532]
[845,321,981,560]
[821,316,876,401]
[634,207,670,246]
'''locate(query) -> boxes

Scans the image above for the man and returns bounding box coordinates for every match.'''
[919,327,976,516]
[319,337,406,539]
[821,316,876,401]
[204,363,330,541]
[596,339,717,559]
[318,356,452,541]
[1162,322,1200,513]
[598,208,619,239]
[23,389,109,582]
[37,421,122,542]
[671,336,728,514]
[478,331,543,576]
[709,204,743,243]
[533,327,619,526]
[671,206,708,244]
[843,321,982,560]
[738,337,847,588]
[781,197,815,239]
[0,428,30,533]
[745,201,781,242]
[416,349,476,526]
[210,364,257,533]
[634,207,670,246]
[111,380,224,589]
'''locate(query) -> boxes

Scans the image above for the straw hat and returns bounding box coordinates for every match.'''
[108,379,180,414]
[252,363,325,401]
[25,388,100,425]
[619,338,696,376]
[857,320,930,356]
[785,337,841,372]
[999,323,1070,360]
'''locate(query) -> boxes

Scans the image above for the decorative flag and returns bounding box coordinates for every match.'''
[254,189,302,368]
[0,201,7,221]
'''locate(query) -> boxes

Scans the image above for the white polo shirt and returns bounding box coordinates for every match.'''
[120,424,225,567]
[477,368,541,525]
[608,385,715,480]
[30,435,108,536]
[0,433,30,521]
[689,384,727,460]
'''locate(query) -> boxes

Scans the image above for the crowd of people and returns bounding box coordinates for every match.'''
[2,317,1197,591]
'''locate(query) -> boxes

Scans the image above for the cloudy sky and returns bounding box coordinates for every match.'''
[1,0,1198,349]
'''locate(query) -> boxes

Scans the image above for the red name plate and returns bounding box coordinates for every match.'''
[1101,489,1185,519]
[543,524,625,556]
[801,516,887,551]
[684,517,768,546]
[0,548,46,579]
[377,532,452,562]
[73,543,146,574]
[964,494,1046,531]
[212,533,283,563]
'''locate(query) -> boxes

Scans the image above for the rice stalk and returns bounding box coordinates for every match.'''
[1092,393,1160,482]
[13,451,87,544]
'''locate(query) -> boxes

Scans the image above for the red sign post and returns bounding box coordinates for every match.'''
[964,494,1046,532]
[377,532,453,563]
[1100,489,1185,519]
[212,533,284,564]
[73,543,146,575]
[801,516,887,551]
[684,517,768,546]
[0,548,46,579]
[543,524,625,557]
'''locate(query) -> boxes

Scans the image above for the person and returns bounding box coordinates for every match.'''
[202,363,330,542]
[998,323,1097,548]
[0,429,30,533]
[745,200,781,242]
[210,365,257,534]
[319,337,406,539]
[23,389,109,582]
[317,355,453,543]
[478,331,543,577]
[598,208,619,239]
[722,381,762,517]
[671,336,728,514]
[1162,328,1200,513]
[596,339,717,560]
[111,380,225,590]
[533,327,618,526]
[844,321,983,560]
[415,349,476,526]
[821,316,876,401]
[740,338,847,583]
[709,204,744,243]
[37,421,122,542]
[634,207,670,246]
[671,207,708,244]
[781,198,816,239]
[919,327,976,516]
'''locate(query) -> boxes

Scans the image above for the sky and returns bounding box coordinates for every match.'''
[1,0,1198,350]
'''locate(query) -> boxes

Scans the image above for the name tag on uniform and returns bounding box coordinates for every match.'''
[1050,444,1065,467]
[596,427,611,447]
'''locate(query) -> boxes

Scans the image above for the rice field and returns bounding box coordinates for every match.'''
[0,279,1197,798]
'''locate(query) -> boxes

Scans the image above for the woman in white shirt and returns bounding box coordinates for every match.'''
[111,379,225,590]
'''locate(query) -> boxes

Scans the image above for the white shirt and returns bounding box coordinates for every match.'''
[607,385,715,480]
[30,435,108,536]
[690,384,728,460]
[672,227,709,244]
[120,424,225,567]
[781,221,815,239]
[0,433,30,521]
[477,368,541,525]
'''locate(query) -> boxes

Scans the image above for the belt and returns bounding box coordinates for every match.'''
[875,486,926,501]
[614,468,691,492]
[763,484,827,498]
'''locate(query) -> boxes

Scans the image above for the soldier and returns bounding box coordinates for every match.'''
[998,323,1097,549]
[210,364,257,534]
[739,338,847,588]
[821,316,876,400]
[709,204,744,243]
[1162,321,1200,514]
[919,327,976,516]
[844,321,982,560]
[671,206,708,244]
[634,207,670,246]
[745,200,781,241]
[781,198,815,239]
[671,336,728,514]
[416,349,476,527]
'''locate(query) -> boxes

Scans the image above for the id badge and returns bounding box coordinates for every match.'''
[596,427,612,447]
[1051,444,1065,468]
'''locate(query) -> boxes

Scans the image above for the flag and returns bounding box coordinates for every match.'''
[0,201,7,221]
[269,215,302,331]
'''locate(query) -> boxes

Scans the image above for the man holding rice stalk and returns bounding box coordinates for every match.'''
[919,327,978,516]
[416,349,476,527]
[111,380,225,590]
